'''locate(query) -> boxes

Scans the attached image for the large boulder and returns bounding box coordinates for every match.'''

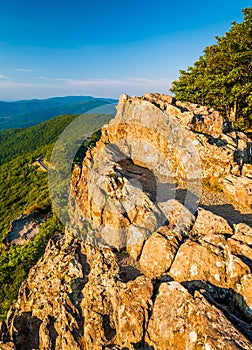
[221,175,252,208]
[192,207,233,236]
[139,226,183,278]
[146,282,252,350]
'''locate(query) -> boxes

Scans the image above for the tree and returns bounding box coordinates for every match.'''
[170,7,252,132]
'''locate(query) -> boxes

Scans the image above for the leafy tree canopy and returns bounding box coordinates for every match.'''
[170,7,252,132]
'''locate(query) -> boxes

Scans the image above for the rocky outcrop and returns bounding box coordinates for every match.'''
[72,94,252,233]
[146,282,251,350]
[3,211,51,247]
[1,94,252,349]
[1,226,252,350]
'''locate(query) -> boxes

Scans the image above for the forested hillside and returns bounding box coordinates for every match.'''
[0,96,116,131]
[0,114,80,165]
[0,112,113,319]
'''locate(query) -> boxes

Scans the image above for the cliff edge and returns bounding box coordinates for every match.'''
[1,94,252,350]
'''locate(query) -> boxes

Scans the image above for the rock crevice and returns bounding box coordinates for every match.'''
[1,94,252,349]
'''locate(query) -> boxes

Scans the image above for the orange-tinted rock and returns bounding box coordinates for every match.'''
[233,223,252,245]
[2,93,252,349]
[169,240,227,286]
[221,175,252,208]
[146,282,252,350]
[192,207,233,236]
[139,227,182,278]
[234,274,252,322]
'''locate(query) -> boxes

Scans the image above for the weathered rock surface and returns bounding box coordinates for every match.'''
[233,223,252,245]
[146,282,251,350]
[192,207,233,236]
[1,94,252,349]
[0,342,15,349]
[3,211,51,247]
[221,175,252,207]
[139,226,183,278]
[2,231,252,350]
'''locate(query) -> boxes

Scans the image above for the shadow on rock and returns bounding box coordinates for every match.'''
[182,280,252,342]
[200,203,252,226]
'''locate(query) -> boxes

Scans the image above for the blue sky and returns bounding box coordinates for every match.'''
[0,0,251,100]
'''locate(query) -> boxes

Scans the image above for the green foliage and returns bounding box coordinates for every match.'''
[171,7,252,132]
[74,129,102,166]
[0,111,112,320]
[0,151,51,241]
[0,114,80,166]
[0,216,63,320]
[109,172,124,189]
[0,115,80,238]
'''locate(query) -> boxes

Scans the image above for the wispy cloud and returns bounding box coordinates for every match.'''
[0,77,169,89]
[14,68,34,72]
[53,77,170,88]
[0,73,12,80]
[37,75,48,80]
[0,81,41,88]
[0,76,170,100]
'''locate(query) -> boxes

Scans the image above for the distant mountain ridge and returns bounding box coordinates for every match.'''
[0,95,117,131]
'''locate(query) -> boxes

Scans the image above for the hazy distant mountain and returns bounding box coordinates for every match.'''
[0,96,117,130]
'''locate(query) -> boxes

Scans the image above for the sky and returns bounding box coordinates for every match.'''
[0,0,251,100]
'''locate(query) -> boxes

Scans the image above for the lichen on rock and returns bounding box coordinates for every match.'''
[1,94,252,349]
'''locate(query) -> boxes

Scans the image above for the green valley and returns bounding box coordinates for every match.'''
[0,111,113,320]
[0,95,116,131]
